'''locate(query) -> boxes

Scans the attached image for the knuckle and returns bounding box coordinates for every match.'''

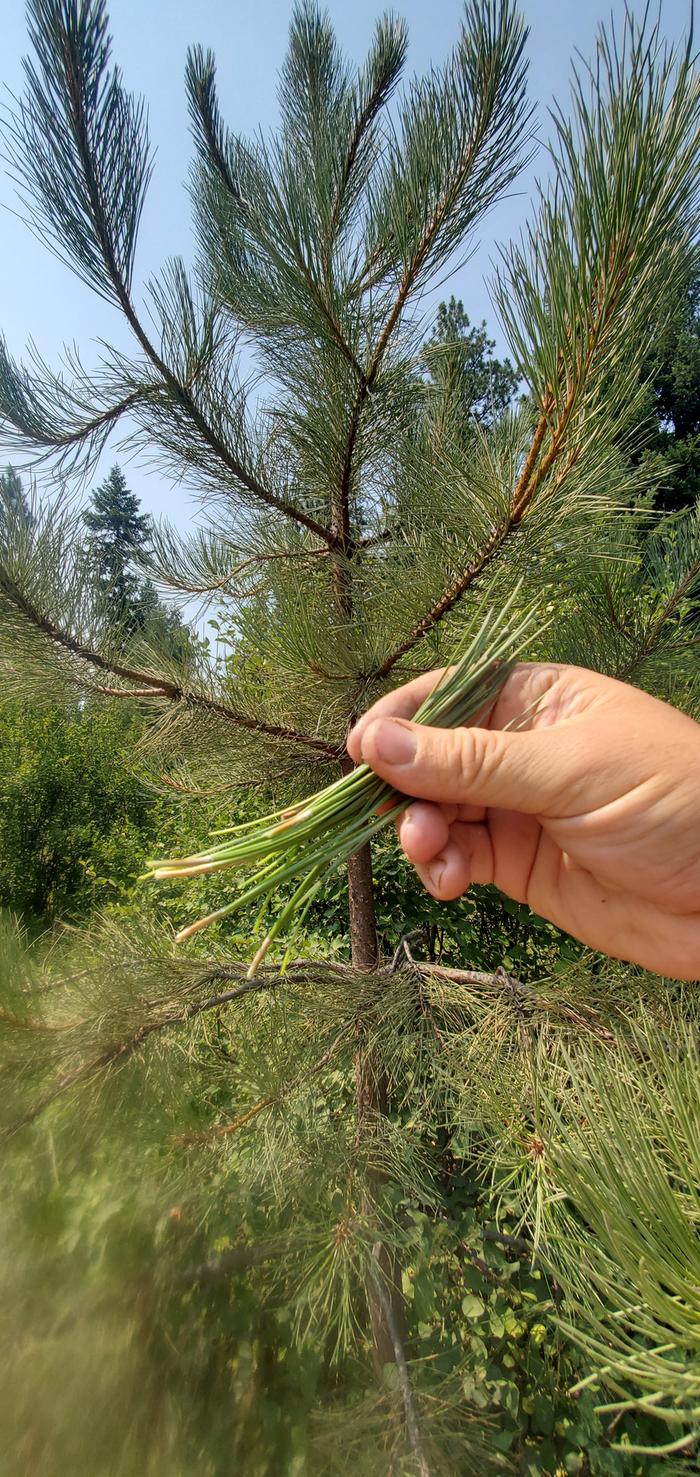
[453,726,500,793]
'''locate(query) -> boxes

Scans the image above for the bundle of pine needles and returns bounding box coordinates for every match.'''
[147,589,538,974]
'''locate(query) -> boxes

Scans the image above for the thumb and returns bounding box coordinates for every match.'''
[358,716,571,815]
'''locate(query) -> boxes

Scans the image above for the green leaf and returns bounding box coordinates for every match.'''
[462,1293,485,1319]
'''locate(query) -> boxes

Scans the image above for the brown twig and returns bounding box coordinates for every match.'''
[3,969,282,1138]
[418,961,616,1044]
[1,574,340,758]
[175,1022,351,1147]
[370,240,637,683]
[371,1244,433,1477]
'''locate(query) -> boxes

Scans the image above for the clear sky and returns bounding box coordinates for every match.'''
[0,0,694,526]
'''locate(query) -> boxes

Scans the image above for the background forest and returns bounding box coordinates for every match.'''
[1,2,700,1475]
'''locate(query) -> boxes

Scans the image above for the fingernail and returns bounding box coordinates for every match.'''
[366,719,416,766]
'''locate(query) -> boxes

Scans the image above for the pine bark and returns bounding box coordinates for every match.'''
[342,765,405,1377]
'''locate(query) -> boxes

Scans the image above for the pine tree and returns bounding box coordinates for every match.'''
[83,462,151,618]
[0,463,32,526]
[422,296,519,430]
[637,268,700,513]
[1,2,700,1470]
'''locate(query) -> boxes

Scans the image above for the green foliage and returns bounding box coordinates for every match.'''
[0,463,32,527]
[634,269,700,514]
[0,700,160,920]
[422,296,519,430]
[0,917,696,1475]
[83,464,151,610]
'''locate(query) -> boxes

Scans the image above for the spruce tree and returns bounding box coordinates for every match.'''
[83,462,151,619]
[1,2,700,1471]
[0,462,32,526]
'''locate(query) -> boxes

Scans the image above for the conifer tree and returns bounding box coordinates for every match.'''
[423,296,519,430]
[639,268,700,513]
[1,2,700,1471]
[83,462,151,617]
[0,462,32,527]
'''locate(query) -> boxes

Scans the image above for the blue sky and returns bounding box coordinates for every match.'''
[0,0,694,526]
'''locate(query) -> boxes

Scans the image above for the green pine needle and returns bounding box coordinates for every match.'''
[147,585,539,971]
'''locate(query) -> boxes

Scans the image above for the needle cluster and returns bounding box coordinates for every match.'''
[149,591,537,970]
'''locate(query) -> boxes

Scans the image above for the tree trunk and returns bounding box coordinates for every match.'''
[342,760,405,1377]
[340,752,379,971]
[346,848,378,971]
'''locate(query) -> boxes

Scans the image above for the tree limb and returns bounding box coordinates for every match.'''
[418,961,616,1043]
[3,968,284,1138]
[1,575,341,757]
[616,554,700,682]
[56,32,336,548]
[176,1022,350,1147]
[367,236,639,682]
[181,1238,292,1285]
[371,1244,433,1477]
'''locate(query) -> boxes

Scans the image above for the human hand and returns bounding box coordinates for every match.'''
[347,663,700,980]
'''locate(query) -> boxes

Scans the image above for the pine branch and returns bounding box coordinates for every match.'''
[371,1244,433,1477]
[369,244,650,683]
[4,954,389,1138]
[0,572,340,756]
[616,551,700,681]
[3,965,289,1139]
[4,2,335,546]
[185,45,244,204]
[187,43,367,385]
[323,15,408,262]
[334,3,531,601]
[182,1238,292,1285]
[177,1022,350,1147]
[418,962,617,1044]
[0,344,153,464]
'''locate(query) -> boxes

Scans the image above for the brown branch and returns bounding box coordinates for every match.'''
[188,66,240,203]
[419,962,616,1043]
[334,88,510,620]
[5,953,616,1141]
[177,1023,351,1147]
[347,238,396,300]
[615,554,700,682]
[366,397,557,682]
[367,236,638,683]
[161,544,339,598]
[364,88,502,398]
[368,524,506,681]
[181,1238,291,1286]
[193,57,364,383]
[14,386,156,455]
[3,577,340,757]
[97,685,169,698]
[371,1245,433,1477]
[317,51,405,365]
[6,963,356,1140]
[155,752,320,799]
[59,35,335,548]
[481,1226,533,1257]
[177,1095,274,1146]
[4,969,283,1138]
[326,68,393,257]
[496,962,533,1055]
